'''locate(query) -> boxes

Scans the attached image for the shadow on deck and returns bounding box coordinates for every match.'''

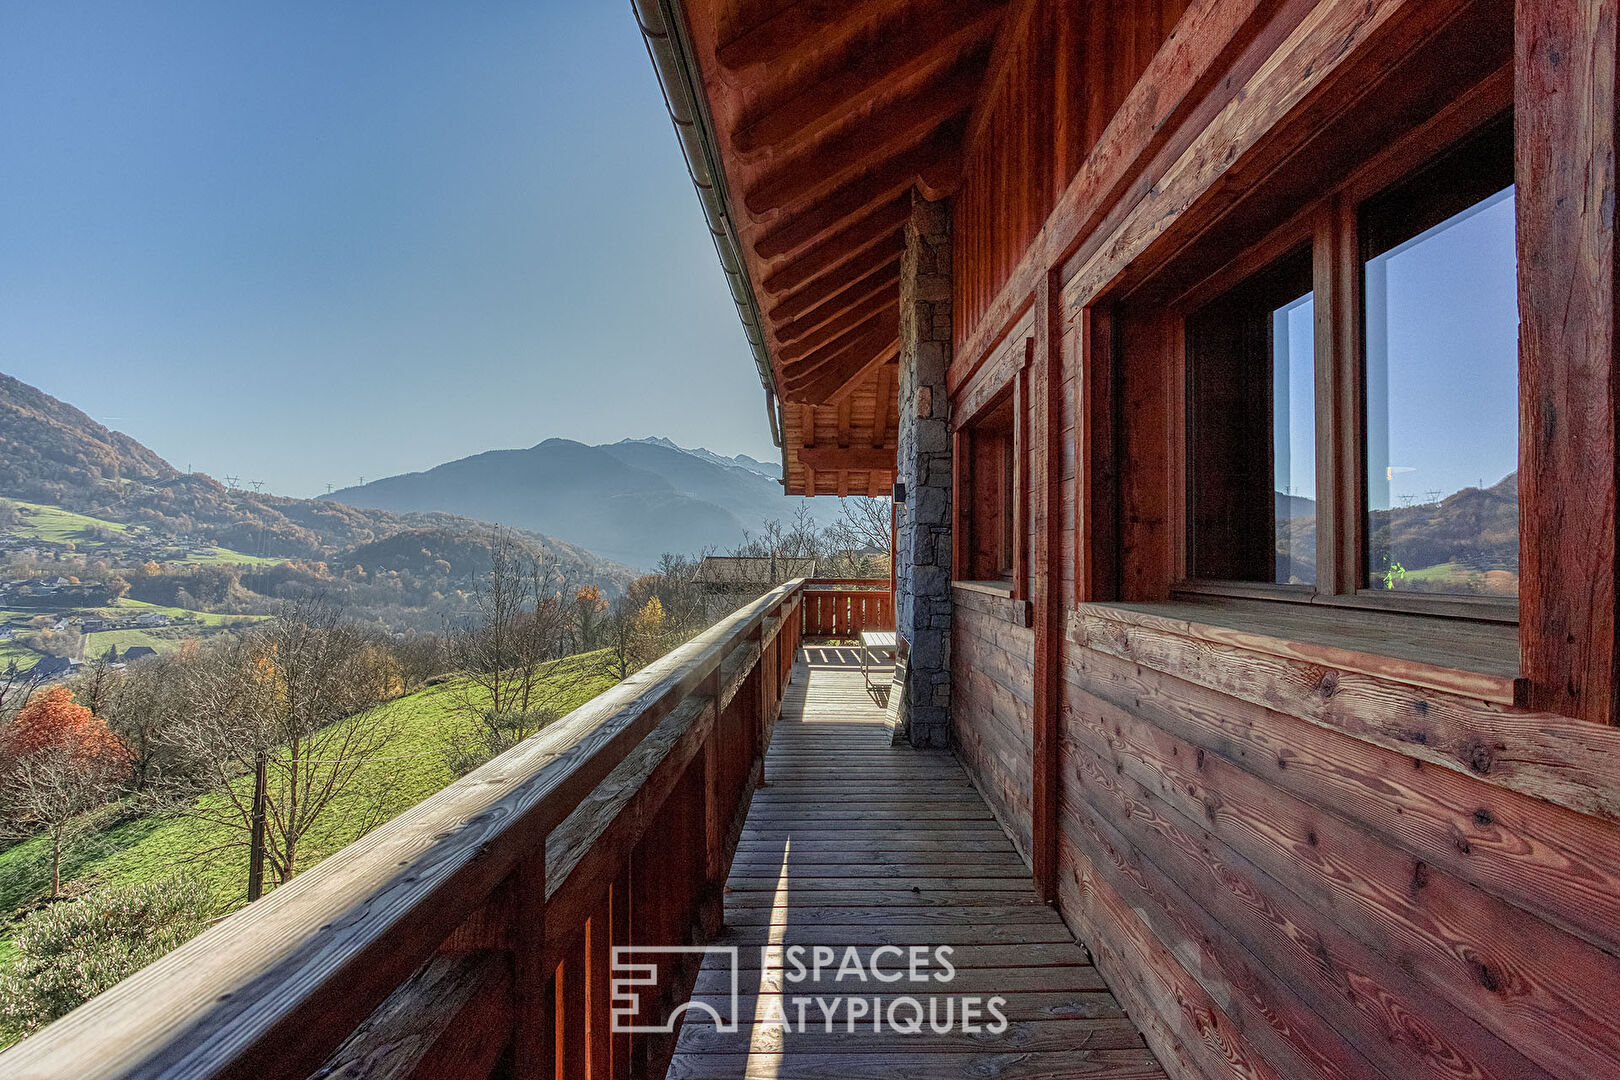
[667,650,1167,1080]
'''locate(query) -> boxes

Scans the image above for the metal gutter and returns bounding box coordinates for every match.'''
[633,0,787,456]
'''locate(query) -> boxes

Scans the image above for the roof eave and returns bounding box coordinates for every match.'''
[633,0,788,473]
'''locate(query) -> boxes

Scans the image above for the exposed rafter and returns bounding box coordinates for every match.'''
[716,0,910,71]
[651,0,1014,493]
[754,124,962,259]
[768,235,902,324]
[742,74,979,216]
[778,285,898,361]
[781,306,899,389]
[759,199,908,295]
[800,342,900,405]
[730,1,1004,153]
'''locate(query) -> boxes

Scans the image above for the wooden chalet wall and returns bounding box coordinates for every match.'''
[949,0,1188,920]
[952,581,1036,860]
[944,1,1620,1079]
[953,0,1190,352]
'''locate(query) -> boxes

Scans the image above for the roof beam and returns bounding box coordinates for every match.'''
[808,344,900,405]
[778,285,898,362]
[717,0,908,70]
[742,76,979,216]
[753,125,961,260]
[760,199,908,295]
[731,1,1005,153]
[769,236,901,324]
[871,363,894,448]
[797,445,896,472]
[781,306,898,386]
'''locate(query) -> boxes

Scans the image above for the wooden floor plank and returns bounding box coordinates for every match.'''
[686,991,1127,1022]
[723,905,1068,926]
[667,1052,1168,1080]
[663,653,1163,1080]
[692,967,1114,995]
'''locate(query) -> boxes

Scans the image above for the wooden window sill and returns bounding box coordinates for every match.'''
[1173,578,1518,624]
[952,581,1033,628]
[1072,597,1523,706]
[954,579,1015,597]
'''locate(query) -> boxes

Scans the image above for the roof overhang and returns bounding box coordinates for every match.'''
[635,0,1011,496]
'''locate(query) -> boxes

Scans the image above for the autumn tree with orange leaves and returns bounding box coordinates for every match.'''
[0,687,130,897]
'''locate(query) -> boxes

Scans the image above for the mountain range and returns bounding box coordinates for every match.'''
[324,437,852,569]
[0,372,625,588]
[0,369,855,579]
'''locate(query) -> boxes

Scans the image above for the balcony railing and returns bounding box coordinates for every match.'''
[0,580,806,1080]
[800,578,894,637]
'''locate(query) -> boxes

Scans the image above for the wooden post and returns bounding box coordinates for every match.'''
[557,947,587,1080]
[609,866,632,1079]
[754,624,769,789]
[1517,0,1620,723]
[1031,271,1064,902]
[510,855,552,1080]
[700,670,725,939]
[585,909,610,1079]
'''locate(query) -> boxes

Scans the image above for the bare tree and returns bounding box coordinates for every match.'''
[68,649,123,718]
[443,533,588,772]
[102,650,191,791]
[3,748,123,897]
[0,661,41,725]
[169,600,401,898]
[829,497,894,568]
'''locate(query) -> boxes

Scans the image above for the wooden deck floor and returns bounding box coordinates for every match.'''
[666,647,1167,1080]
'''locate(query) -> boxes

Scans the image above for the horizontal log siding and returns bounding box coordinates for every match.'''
[951,592,1036,863]
[945,2,1620,1079]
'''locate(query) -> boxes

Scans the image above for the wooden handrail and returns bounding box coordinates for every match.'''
[803,577,889,589]
[0,579,808,1080]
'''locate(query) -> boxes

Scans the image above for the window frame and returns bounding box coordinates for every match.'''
[952,333,1032,600]
[1168,77,1518,623]
[1183,241,1318,590]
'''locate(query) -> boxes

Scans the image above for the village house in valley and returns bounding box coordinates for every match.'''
[4,2,1618,1079]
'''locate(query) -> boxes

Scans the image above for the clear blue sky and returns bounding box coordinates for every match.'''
[1366,187,1518,510]
[0,2,773,498]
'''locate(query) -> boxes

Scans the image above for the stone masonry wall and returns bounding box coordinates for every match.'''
[895,190,953,748]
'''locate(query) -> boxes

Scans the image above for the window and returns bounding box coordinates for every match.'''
[1179,110,1517,615]
[960,392,1018,585]
[1187,247,1316,586]
[1361,118,1518,597]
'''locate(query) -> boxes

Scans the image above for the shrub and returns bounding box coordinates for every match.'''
[0,872,211,1032]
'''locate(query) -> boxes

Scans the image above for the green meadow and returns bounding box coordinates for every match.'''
[7,500,278,566]
[0,650,620,942]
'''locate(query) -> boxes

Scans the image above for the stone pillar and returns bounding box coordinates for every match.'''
[895,189,953,749]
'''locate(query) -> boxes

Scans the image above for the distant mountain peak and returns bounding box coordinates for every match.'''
[614,436,781,480]
[0,370,629,586]
[324,434,848,569]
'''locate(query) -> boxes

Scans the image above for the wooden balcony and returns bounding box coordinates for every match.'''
[0,579,1160,1079]
[1,582,808,1080]
[666,647,1163,1079]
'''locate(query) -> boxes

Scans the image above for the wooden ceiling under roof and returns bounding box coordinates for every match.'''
[675,0,1013,496]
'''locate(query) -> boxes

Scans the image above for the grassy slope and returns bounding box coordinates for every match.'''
[9,500,278,565]
[0,650,620,939]
[2,598,261,668]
